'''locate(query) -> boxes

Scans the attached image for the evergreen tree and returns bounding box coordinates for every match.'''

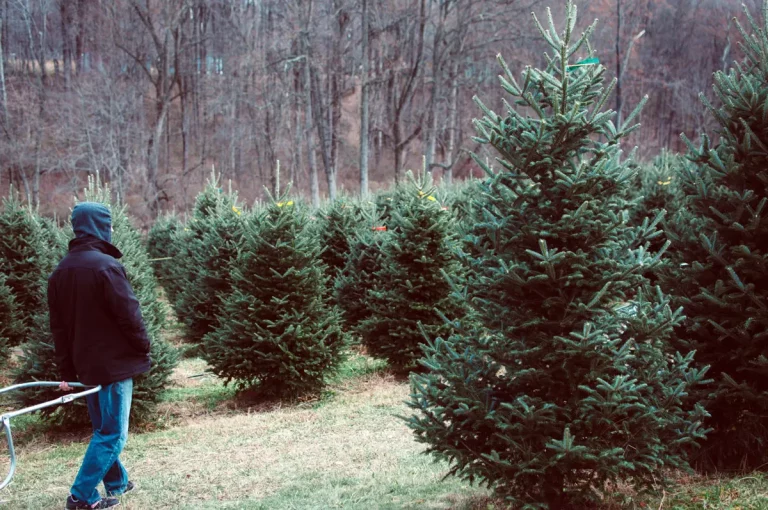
[317,197,363,283]
[14,176,179,426]
[172,173,245,350]
[633,150,684,221]
[406,4,709,508]
[36,214,69,269]
[374,184,410,223]
[626,151,688,268]
[146,213,184,304]
[359,171,466,371]
[203,195,344,396]
[0,191,49,342]
[663,0,768,471]
[442,177,486,233]
[0,275,21,362]
[335,203,388,336]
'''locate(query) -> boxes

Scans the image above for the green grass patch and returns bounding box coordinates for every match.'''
[639,473,768,509]
[327,348,388,385]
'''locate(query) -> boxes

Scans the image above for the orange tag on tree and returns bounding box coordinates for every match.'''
[372,226,387,231]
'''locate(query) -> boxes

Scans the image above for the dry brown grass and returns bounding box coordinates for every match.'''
[0,358,487,509]
[2,355,767,509]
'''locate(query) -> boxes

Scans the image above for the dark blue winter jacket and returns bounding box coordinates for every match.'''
[48,203,151,385]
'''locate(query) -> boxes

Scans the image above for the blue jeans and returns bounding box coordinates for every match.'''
[70,378,133,504]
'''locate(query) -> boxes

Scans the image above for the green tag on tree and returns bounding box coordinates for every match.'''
[566,57,599,71]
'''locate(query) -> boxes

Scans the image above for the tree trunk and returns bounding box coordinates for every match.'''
[310,64,335,201]
[303,13,320,206]
[328,0,344,201]
[444,61,460,184]
[424,5,445,174]
[615,0,623,127]
[305,68,320,206]
[394,135,404,185]
[301,0,320,207]
[0,17,8,127]
[75,0,86,74]
[359,0,370,197]
[180,77,188,185]
[291,73,303,190]
[148,102,168,212]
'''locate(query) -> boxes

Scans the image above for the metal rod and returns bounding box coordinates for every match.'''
[0,382,100,491]
[0,418,14,492]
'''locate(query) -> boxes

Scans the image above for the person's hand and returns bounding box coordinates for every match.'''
[59,381,72,391]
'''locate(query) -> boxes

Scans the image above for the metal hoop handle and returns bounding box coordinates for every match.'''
[0,382,101,491]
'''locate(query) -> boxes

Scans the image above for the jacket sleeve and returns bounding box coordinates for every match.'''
[102,265,151,354]
[49,278,77,382]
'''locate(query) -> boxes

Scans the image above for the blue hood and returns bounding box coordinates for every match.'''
[71,202,112,243]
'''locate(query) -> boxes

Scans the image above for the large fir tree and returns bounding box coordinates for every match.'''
[334,203,387,336]
[0,191,49,343]
[359,171,465,371]
[146,213,184,304]
[632,150,685,223]
[317,197,362,283]
[406,4,709,508]
[172,173,245,350]
[204,195,344,396]
[628,151,688,262]
[15,177,179,425]
[663,0,768,471]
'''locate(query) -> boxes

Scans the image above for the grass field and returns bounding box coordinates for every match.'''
[0,351,766,509]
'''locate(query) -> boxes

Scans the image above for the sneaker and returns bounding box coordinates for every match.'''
[106,481,135,497]
[65,495,120,509]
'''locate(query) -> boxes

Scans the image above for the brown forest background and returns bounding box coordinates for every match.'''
[0,0,755,224]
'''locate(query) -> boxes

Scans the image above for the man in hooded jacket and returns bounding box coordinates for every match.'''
[49,202,151,509]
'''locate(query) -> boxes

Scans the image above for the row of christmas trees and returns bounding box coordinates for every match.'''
[147,169,467,393]
[1,1,767,506]
[0,178,179,425]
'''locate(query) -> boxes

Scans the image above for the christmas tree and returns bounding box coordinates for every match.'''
[36,214,69,269]
[146,213,184,305]
[626,151,689,271]
[406,4,709,507]
[0,191,49,343]
[172,173,245,351]
[203,195,344,396]
[334,203,387,337]
[0,275,21,362]
[359,170,466,371]
[374,184,410,224]
[317,197,363,283]
[633,150,684,221]
[663,0,768,471]
[14,176,179,425]
[441,177,485,235]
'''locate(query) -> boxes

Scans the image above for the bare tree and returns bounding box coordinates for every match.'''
[113,0,189,214]
[381,0,426,184]
[0,0,746,218]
